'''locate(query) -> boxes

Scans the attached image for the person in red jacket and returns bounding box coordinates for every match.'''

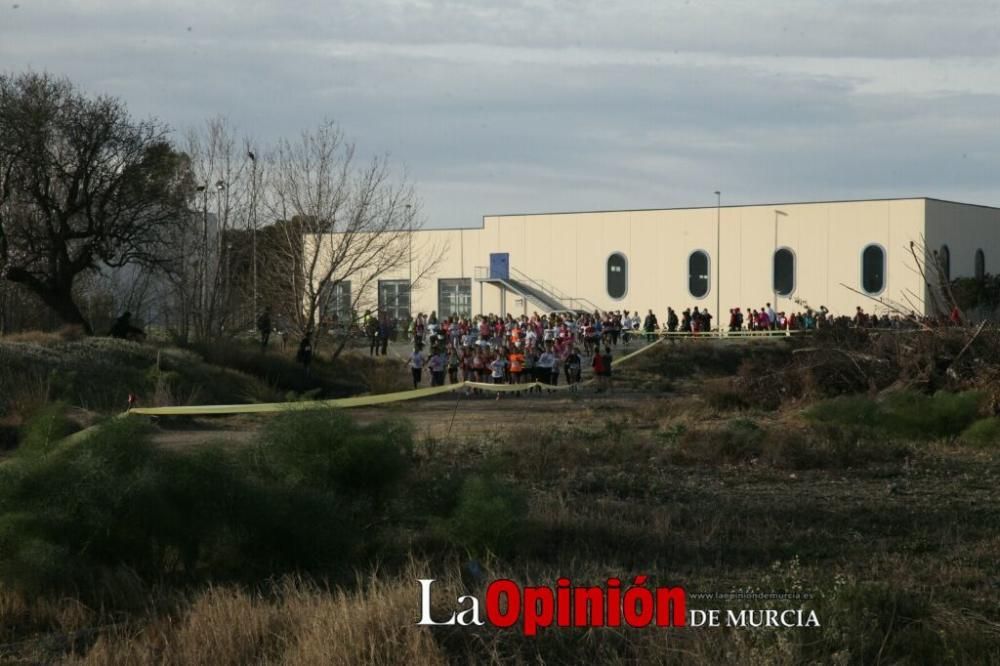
[592,348,606,392]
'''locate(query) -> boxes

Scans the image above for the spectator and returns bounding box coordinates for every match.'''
[256,307,272,350]
[407,345,425,388]
[592,347,606,392]
[666,307,679,333]
[109,311,145,341]
[537,347,556,387]
[601,345,614,393]
[565,347,582,385]
[296,331,313,376]
[378,315,390,355]
[428,348,447,386]
[643,309,659,341]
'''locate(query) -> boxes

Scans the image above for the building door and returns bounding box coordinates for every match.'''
[489,253,510,280]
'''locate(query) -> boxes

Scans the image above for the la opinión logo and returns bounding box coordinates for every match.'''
[417,576,686,636]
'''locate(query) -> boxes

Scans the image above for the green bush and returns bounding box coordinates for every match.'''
[0,410,415,596]
[252,409,412,500]
[18,402,74,457]
[716,418,766,460]
[806,390,983,440]
[0,339,279,417]
[805,395,880,430]
[880,390,983,439]
[0,417,156,592]
[958,417,1000,448]
[444,475,528,557]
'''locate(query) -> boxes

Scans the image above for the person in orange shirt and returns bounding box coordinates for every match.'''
[508,347,525,386]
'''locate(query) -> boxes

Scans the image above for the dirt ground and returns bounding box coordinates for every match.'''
[148,388,654,450]
[149,336,671,449]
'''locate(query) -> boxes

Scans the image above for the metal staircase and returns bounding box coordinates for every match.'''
[474,266,601,314]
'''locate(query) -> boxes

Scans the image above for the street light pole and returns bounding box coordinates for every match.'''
[198,184,209,322]
[714,191,721,331]
[214,180,226,334]
[406,204,413,286]
[249,151,258,321]
[406,203,413,319]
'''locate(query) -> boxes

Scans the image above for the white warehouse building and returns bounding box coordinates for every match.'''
[316,197,1000,323]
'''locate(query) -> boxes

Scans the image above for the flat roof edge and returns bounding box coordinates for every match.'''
[480,197,1000,220]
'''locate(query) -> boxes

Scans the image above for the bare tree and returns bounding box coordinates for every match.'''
[908,238,960,321]
[0,72,190,333]
[263,121,443,357]
[162,117,258,340]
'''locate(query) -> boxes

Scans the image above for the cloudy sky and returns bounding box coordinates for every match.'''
[2,0,1000,227]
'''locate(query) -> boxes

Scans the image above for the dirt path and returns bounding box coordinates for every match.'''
[148,388,657,450]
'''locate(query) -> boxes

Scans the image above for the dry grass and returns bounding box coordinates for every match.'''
[355,356,410,395]
[0,325,86,345]
[71,565,451,666]
[54,564,810,666]
[1,337,998,663]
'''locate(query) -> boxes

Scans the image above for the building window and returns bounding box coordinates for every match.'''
[321,280,352,325]
[938,244,951,281]
[861,244,886,295]
[975,249,985,280]
[437,278,472,318]
[378,279,411,322]
[773,248,795,296]
[688,251,710,299]
[606,252,627,299]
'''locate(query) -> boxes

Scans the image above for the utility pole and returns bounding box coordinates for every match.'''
[199,184,209,324]
[406,203,413,319]
[714,191,721,332]
[249,150,258,322]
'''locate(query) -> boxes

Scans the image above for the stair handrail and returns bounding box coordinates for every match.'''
[475,265,604,314]
[508,268,571,303]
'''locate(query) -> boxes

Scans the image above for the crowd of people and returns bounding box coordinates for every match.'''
[383,304,937,394]
[260,301,939,381]
[396,311,616,397]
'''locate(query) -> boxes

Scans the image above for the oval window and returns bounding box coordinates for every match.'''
[773,248,795,296]
[688,251,709,298]
[938,245,950,281]
[975,249,985,281]
[607,253,627,299]
[861,245,885,294]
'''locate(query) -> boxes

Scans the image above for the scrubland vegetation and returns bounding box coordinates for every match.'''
[0,332,997,663]
[0,333,403,449]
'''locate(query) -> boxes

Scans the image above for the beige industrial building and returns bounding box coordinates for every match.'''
[317,198,1000,323]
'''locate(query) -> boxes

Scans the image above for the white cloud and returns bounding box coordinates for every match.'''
[1,0,999,227]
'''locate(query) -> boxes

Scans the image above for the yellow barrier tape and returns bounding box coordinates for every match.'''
[53,340,668,447]
[650,329,808,338]
[465,379,587,393]
[611,338,664,366]
[117,339,664,417]
[129,382,464,415]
